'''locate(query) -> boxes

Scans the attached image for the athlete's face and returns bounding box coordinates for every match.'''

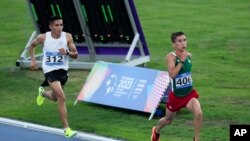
[173,35,187,52]
[49,20,63,36]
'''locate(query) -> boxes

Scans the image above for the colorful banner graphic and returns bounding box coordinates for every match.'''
[77,61,170,113]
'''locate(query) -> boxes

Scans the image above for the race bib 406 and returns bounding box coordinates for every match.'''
[175,72,192,89]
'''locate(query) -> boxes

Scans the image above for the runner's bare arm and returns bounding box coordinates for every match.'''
[166,53,183,79]
[29,34,45,70]
[66,33,78,59]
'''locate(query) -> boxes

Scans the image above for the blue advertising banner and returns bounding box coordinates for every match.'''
[76,61,170,114]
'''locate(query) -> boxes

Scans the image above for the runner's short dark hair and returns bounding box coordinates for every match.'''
[49,16,62,24]
[171,31,185,43]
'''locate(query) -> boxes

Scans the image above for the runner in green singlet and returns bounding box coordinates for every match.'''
[151,31,203,141]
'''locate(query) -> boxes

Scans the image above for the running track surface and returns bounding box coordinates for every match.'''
[0,117,121,141]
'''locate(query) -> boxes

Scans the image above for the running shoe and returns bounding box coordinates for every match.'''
[151,126,160,141]
[36,86,45,106]
[64,127,77,138]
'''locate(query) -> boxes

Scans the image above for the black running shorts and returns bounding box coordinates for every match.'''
[41,69,68,87]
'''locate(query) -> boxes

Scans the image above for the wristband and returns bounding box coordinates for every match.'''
[66,50,70,55]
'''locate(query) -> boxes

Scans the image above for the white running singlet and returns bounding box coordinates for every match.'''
[42,32,69,73]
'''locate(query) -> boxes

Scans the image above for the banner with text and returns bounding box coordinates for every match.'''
[77,61,170,113]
